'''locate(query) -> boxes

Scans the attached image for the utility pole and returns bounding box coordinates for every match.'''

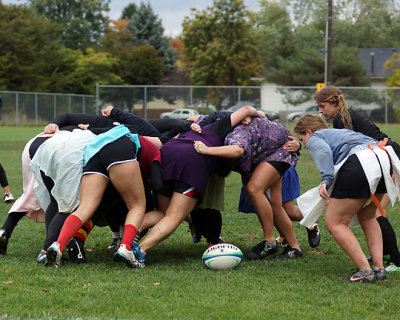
[324,0,333,85]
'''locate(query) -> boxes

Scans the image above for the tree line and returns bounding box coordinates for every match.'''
[1,0,400,101]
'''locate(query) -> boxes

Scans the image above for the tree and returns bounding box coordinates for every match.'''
[28,0,111,51]
[69,48,124,94]
[182,0,261,89]
[121,3,137,20]
[0,3,77,92]
[126,2,176,70]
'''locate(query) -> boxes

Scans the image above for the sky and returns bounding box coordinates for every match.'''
[2,0,261,37]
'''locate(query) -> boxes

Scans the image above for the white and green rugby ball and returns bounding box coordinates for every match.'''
[202,243,243,270]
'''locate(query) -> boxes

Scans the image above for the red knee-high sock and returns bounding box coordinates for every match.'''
[120,224,138,250]
[57,215,83,252]
[73,219,94,244]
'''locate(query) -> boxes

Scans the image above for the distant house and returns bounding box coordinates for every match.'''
[358,47,398,87]
[260,48,398,117]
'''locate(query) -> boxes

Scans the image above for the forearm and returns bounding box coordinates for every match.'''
[199,144,245,158]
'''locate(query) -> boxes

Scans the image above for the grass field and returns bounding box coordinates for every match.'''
[1,125,400,320]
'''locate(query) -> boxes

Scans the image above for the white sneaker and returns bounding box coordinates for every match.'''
[4,193,14,203]
[114,244,144,268]
[45,242,62,268]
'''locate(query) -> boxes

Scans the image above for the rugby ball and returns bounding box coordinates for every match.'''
[202,243,243,270]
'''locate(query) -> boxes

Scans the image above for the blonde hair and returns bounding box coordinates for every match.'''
[314,86,353,130]
[294,114,328,135]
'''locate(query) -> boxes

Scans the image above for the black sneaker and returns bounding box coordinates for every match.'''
[66,238,86,264]
[306,224,320,248]
[274,245,303,259]
[0,228,8,255]
[373,267,386,280]
[188,222,202,243]
[108,238,121,250]
[339,269,376,283]
[245,240,278,260]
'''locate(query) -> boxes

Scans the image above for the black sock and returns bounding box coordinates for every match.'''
[377,216,400,266]
[2,212,26,238]
[191,208,222,244]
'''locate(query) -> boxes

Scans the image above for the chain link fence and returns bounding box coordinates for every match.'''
[1,86,400,127]
[0,91,96,126]
[96,84,400,127]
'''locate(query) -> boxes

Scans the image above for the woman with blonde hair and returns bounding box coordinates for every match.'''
[314,86,400,272]
[294,114,400,282]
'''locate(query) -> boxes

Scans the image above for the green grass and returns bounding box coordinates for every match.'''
[1,125,400,320]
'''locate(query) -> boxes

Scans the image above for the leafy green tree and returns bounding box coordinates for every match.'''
[182,0,260,88]
[0,3,77,92]
[69,48,123,94]
[28,0,111,50]
[126,1,176,70]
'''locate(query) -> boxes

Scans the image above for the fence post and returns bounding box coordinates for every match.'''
[238,87,241,103]
[143,86,147,119]
[83,96,86,113]
[54,95,57,119]
[190,86,193,107]
[68,95,71,113]
[385,88,388,131]
[96,83,99,115]
[35,93,38,126]
[15,93,19,127]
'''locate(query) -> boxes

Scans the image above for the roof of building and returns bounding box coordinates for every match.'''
[358,48,398,79]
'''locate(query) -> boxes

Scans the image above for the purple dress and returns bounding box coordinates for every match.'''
[160,125,223,198]
[225,117,298,176]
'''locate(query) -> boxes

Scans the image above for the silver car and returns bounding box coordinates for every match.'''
[160,108,199,119]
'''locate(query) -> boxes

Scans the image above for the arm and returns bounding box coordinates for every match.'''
[194,141,245,158]
[283,136,301,152]
[306,135,335,191]
[230,106,265,127]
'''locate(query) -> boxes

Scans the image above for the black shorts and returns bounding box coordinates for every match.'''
[82,135,138,179]
[331,154,387,199]
[158,180,200,200]
[268,161,291,177]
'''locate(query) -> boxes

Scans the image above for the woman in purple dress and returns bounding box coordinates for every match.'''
[194,117,302,259]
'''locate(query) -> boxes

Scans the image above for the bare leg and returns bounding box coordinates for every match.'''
[269,181,299,249]
[109,161,146,229]
[324,197,382,271]
[139,192,197,252]
[246,162,279,243]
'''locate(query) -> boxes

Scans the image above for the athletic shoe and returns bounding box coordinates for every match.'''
[45,242,63,268]
[113,244,144,268]
[66,238,86,264]
[108,238,121,250]
[132,230,141,246]
[131,242,146,266]
[37,250,47,264]
[275,236,287,248]
[385,263,400,272]
[339,269,376,283]
[0,228,8,255]
[373,267,386,280]
[245,240,278,260]
[188,222,201,243]
[274,245,303,259]
[306,224,320,248]
[4,193,14,203]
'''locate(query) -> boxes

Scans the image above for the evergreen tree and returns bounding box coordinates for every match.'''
[126,2,176,70]
[121,3,137,20]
